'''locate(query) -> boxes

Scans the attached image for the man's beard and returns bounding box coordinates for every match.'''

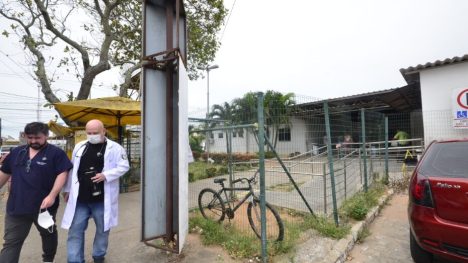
[29,143,46,150]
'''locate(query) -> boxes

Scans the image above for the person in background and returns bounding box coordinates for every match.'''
[62,119,129,263]
[393,130,410,146]
[0,122,72,263]
[336,133,354,156]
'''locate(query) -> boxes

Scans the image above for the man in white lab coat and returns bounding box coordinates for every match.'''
[62,119,129,263]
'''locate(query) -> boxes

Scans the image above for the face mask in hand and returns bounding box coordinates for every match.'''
[87,134,102,144]
[38,209,55,233]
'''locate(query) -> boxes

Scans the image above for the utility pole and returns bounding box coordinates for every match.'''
[37,85,41,121]
[197,64,219,163]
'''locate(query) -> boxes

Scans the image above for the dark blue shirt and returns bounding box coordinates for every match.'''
[0,144,73,215]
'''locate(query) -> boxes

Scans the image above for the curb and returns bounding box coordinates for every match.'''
[331,188,395,263]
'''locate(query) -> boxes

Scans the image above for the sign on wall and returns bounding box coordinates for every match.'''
[452,88,468,129]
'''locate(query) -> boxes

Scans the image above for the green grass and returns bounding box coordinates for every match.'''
[189,216,260,258]
[189,182,386,259]
[188,162,254,182]
[340,182,386,220]
[267,181,305,192]
[189,214,305,258]
[301,215,350,239]
[356,227,371,243]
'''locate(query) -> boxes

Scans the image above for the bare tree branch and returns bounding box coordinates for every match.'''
[33,0,91,71]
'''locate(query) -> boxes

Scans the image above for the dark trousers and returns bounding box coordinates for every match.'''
[0,209,58,263]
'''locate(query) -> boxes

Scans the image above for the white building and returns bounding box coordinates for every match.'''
[207,117,308,156]
[400,54,468,142]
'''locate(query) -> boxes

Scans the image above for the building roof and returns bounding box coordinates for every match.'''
[400,54,468,84]
[294,83,421,115]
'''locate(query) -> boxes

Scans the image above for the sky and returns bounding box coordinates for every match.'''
[2,0,468,138]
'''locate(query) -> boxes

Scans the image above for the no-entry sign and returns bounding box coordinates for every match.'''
[452,88,468,128]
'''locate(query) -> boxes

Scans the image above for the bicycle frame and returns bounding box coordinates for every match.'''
[216,181,256,214]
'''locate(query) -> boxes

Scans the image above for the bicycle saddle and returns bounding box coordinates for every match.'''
[214,178,226,184]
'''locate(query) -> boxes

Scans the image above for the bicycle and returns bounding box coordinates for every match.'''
[198,170,284,242]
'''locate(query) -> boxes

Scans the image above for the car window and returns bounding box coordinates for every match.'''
[419,141,468,178]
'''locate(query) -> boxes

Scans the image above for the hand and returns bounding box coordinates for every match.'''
[91,173,106,183]
[62,192,69,202]
[40,195,56,209]
[0,153,9,164]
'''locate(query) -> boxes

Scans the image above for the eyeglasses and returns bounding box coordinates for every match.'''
[25,159,31,173]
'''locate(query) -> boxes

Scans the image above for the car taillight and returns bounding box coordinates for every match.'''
[410,173,434,207]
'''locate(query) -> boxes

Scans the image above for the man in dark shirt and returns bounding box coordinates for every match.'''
[0,122,72,263]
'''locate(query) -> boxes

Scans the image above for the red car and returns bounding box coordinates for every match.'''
[408,140,468,263]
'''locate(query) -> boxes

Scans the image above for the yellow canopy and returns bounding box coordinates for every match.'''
[48,120,74,137]
[53,96,141,126]
[47,120,119,139]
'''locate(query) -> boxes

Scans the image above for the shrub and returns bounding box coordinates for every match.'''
[217,167,229,175]
[192,151,201,160]
[188,172,195,182]
[201,152,257,164]
[206,167,217,178]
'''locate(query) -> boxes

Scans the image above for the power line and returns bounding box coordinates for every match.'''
[0,91,47,100]
[220,0,237,42]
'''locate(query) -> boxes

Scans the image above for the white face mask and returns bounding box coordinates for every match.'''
[87,134,102,144]
[38,209,55,233]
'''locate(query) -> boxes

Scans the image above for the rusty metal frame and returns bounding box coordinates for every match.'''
[141,0,186,254]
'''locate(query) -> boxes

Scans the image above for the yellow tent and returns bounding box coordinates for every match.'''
[53,96,141,126]
[53,96,141,143]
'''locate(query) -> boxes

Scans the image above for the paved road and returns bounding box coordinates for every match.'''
[347,193,453,263]
[347,193,413,263]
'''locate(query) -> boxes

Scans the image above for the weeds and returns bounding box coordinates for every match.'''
[302,215,350,239]
[356,227,371,243]
[340,182,386,220]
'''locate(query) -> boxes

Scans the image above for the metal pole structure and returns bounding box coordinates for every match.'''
[324,102,339,226]
[257,92,267,263]
[384,116,389,184]
[198,64,219,163]
[206,68,210,163]
[361,108,368,192]
[227,128,234,199]
[264,138,316,215]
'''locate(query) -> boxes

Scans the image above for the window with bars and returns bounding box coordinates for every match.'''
[279,127,291,141]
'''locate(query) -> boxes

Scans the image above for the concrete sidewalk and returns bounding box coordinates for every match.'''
[0,191,239,263]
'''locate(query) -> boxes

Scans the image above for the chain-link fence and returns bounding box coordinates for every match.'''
[187,92,426,253]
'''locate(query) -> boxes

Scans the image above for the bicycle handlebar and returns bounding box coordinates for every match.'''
[232,169,259,185]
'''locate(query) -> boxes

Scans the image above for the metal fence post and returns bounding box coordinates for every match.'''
[227,128,234,199]
[257,92,267,263]
[323,162,327,215]
[384,116,389,184]
[361,108,368,192]
[344,159,347,200]
[324,102,339,225]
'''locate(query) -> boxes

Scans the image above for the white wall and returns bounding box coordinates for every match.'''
[207,117,308,155]
[420,63,468,142]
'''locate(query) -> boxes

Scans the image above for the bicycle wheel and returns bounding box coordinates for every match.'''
[247,200,284,242]
[198,188,225,222]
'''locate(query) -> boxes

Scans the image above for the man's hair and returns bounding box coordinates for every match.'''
[24,122,49,136]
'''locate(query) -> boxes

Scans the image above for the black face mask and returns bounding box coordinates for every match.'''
[29,142,46,150]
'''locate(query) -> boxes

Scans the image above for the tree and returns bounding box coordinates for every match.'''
[0,0,227,124]
[209,101,234,152]
[188,124,204,153]
[264,90,295,148]
[230,91,296,150]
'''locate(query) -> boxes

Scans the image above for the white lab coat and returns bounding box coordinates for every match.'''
[61,138,130,231]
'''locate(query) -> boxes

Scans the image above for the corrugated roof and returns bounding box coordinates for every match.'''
[295,83,421,114]
[400,54,468,84]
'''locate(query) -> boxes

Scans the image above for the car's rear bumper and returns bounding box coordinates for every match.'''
[409,204,468,262]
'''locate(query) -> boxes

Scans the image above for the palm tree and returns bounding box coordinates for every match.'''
[264,91,296,148]
[189,124,204,153]
[209,102,235,154]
